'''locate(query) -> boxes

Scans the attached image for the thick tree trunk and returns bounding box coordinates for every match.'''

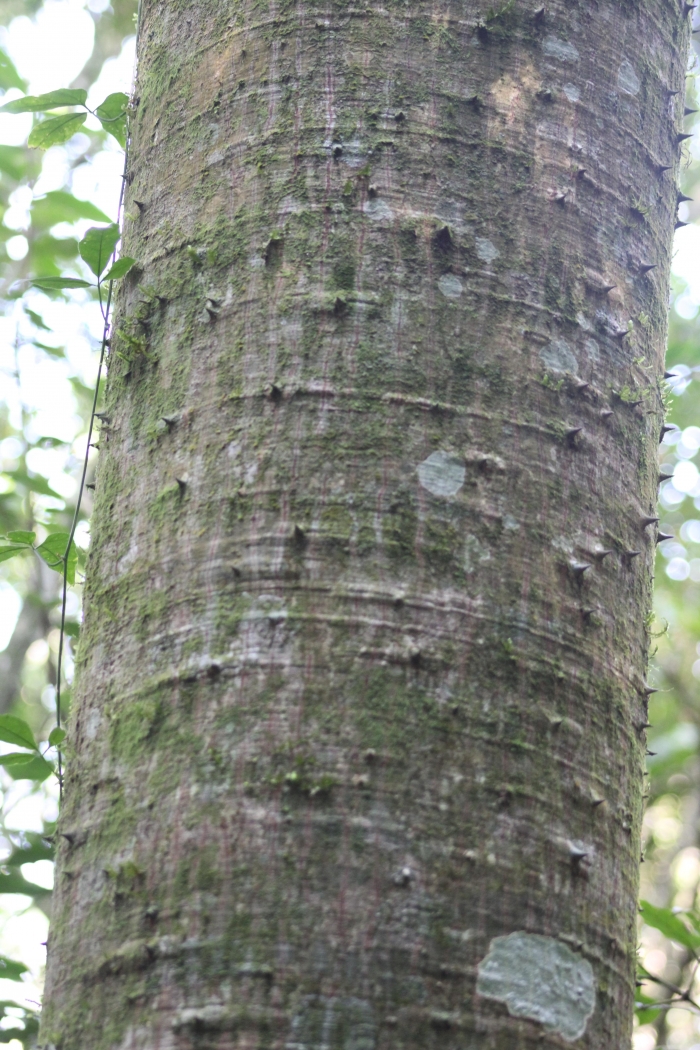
[42,2,689,1048]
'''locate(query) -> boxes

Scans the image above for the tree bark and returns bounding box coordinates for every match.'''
[42,2,690,1048]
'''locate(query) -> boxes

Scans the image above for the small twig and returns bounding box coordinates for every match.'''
[639,968,700,1012]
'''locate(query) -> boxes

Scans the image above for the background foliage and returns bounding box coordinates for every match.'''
[0,3,699,1049]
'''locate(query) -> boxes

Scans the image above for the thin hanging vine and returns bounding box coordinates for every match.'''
[0,72,139,793]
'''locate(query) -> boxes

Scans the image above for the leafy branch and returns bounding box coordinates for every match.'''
[0,88,129,148]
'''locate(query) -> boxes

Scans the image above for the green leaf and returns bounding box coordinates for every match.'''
[24,306,51,330]
[0,869,51,898]
[95,92,129,148]
[37,437,67,449]
[640,900,700,951]
[4,469,63,498]
[79,223,120,278]
[0,52,25,93]
[0,146,30,181]
[0,957,28,982]
[28,112,87,150]
[32,340,65,358]
[62,622,80,638]
[0,754,53,782]
[0,546,29,564]
[30,276,92,291]
[36,532,77,584]
[0,716,38,752]
[1,88,87,113]
[5,831,54,867]
[635,990,661,1025]
[48,727,66,747]
[6,531,35,545]
[31,190,111,227]
[103,256,135,282]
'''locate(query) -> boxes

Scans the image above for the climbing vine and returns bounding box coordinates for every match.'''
[0,88,135,798]
[0,31,138,1045]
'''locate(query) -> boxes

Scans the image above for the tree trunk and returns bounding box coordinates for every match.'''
[41,3,689,1048]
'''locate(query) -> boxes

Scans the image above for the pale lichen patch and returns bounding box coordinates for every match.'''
[476,932,596,1042]
[617,60,641,96]
[363,198,394,222]
[540,339,578,374]
[475,237,499,264]
[437,274,463,298]
[542,36,580,63]
[418,451,465,498]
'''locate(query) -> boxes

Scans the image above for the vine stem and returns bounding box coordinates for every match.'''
[53,95,136,798]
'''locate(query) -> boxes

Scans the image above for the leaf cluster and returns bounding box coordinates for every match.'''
[1,88,129,149]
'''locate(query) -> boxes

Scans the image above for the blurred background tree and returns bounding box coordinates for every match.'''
[1,3,700,1049]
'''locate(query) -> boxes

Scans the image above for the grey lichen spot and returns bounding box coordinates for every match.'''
[563,83,580,103]
[540,339,578,375]
[363,198,394,221]
[503,514,520,531]
[438,274,463,299]
[475,237,500,264]
[418,451,465,498]
[542,35,580,63]
[618,60,641,96]
[476,932,595,1042]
